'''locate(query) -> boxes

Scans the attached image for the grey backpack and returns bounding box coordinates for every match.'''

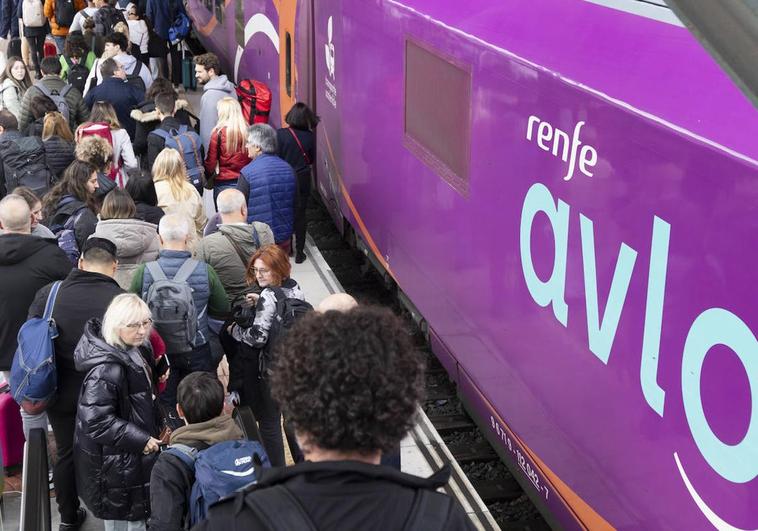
[35,83,73,124]
[144,259,202,353]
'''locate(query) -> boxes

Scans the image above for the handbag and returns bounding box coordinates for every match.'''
[203,129,222,189]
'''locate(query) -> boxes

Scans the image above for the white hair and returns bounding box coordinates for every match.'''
[247,124,277,154]
[102,294,152,348]
[216,188,247,215]
[0,194,31,233]
[158,213,190,242]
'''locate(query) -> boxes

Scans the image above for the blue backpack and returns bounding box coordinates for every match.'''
[167,439,270,526]
[9,281,62,415]
[50,197,86,265]
[150,126,205,190]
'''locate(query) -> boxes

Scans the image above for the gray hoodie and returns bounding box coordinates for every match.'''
[199,75,236,152]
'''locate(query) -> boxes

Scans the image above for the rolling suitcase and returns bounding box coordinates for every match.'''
[181,47,195,90]
[43,37,57,58]
[0,385,24,469]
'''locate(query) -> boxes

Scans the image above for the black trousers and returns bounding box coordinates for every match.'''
[26,34,45,77]
[47,370,84,524]
[160,342,214,408]
[294,170,311,254]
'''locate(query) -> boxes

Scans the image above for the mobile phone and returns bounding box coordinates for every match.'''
[158,442,169,452]
[155,355,170,377]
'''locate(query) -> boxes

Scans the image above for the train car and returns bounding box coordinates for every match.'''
[185,0,758,528]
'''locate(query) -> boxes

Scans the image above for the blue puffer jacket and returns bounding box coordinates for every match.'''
[238,154,296,243]
[139,250,211,347]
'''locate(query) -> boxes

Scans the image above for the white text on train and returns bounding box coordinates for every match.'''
[526,116,598,181]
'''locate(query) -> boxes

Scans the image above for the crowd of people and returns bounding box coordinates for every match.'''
[0,0,473,529]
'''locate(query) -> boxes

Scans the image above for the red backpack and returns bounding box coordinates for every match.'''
[75,122,122,185]
[235,79,271,125]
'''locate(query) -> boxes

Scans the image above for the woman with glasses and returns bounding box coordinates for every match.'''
[225,244,306,466]
[73,293,164,531]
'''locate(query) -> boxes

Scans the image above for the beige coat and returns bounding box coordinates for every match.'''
[154,180,207,243]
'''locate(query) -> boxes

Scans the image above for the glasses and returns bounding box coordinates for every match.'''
[252,267,271,276]
[124,318,153,330]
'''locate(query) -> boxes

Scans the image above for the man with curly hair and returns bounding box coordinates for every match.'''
[195,306,474,530]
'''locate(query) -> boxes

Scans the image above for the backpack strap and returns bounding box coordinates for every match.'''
[150,128,170,140]
[243,485,317,531]
[130,61,142,77]
[173,258,199,283]
[145,261,167,283]
[251,225,260,248]
[165,443,198,470]
[43,281,63,321]
[402,489,454,531]
[287,128,311,165]
[60,84,72,98]
[222,232,250,268]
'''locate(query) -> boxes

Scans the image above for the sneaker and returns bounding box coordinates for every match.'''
[59,507,87,530]
[295,251,306,264]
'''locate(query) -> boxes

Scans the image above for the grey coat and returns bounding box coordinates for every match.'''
[93,218,160,289]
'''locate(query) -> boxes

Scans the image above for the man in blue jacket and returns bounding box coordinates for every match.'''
[237,124,296,253]
[84,57,144,138]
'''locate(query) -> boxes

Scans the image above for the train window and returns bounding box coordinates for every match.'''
[404,39,471,196]
[285,32,292,97]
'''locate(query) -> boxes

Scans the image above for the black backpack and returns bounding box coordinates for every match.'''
[93,6,125,36]
[55,0,76,27]
[259,287,313,376]
[63,56,89,94]
[126,61,146,93]
[0,136,53,197]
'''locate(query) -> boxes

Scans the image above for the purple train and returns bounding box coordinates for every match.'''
[186,0,758,528]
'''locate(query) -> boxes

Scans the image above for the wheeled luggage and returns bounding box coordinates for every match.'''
[181,47,195,90]
[0,384,24,469]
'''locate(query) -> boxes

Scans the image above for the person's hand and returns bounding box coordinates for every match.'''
[143,437,161,454]
[226,323,236,335]
[158,369,170,383]
[245,293,259,304]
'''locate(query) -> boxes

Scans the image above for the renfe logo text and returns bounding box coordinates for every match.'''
[526,115,598,181]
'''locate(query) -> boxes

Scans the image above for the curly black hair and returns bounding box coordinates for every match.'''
[270,306,425,454]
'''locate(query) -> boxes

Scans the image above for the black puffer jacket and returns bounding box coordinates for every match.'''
[130,98,193,163]
[73,319,158,521]
[43,136,76,182]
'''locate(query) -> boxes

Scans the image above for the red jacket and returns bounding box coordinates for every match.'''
[204,127,252,182]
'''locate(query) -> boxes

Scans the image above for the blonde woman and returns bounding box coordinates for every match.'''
[41,112,75,181]
[74,293,163,530]
[77,101,138,188]
[203,97,252,206]
[152,148,206,239]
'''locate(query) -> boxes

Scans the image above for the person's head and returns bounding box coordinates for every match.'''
[176,372,225,424]
[271,307,424,459]
[102,293,152,348]
[246,244,290,288]
[285,102,320,131]
[75,135,112,173]
[216,97,247,152]
[11,186,43,229]
[216,188,247,224]
[86,101,121,129]
[0,194,31,234]
[145,77,176,100]
[100,188,136,220]
[0,109,18,133]
[194,53,220,84]
[1,57,30,88]
[158,213,190,250]
[30,95,57,121]
[103,32,128,55]
[81,17,95,35]
[317,293,358,313]
[100,57,125,80]
[40,57,62,77]
[42,112,74,142]
[246,123,277,159]
[154,92,176,119]
[78,236,118,276]
[152,148,191,202]
[63,34,89,61]
[126,6,139,19]
[125,168,158,206]
[112,22,129,47]
[43,160,99,217]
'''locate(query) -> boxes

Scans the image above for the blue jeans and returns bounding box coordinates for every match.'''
[213,179,238,206]
[159,343,214,408]
[53,36,65,54]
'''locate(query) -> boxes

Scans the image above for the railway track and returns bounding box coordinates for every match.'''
[306,200,550,530]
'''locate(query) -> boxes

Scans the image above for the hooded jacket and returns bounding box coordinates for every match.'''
[198,75,235,152]
[18,76,89,132]
[148,415,244,531]
[193,461,475,531]
[0,233,71,369]
[204,127,251,183]
[193,222,275,304]
[43,135,76,181]
[237,154,296,243]
[83,53,153,97]
[74,319,158,521]
[0,78,25,121]
[130,98,192,159]
[45,195,98,253]
[93,218,160,289]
